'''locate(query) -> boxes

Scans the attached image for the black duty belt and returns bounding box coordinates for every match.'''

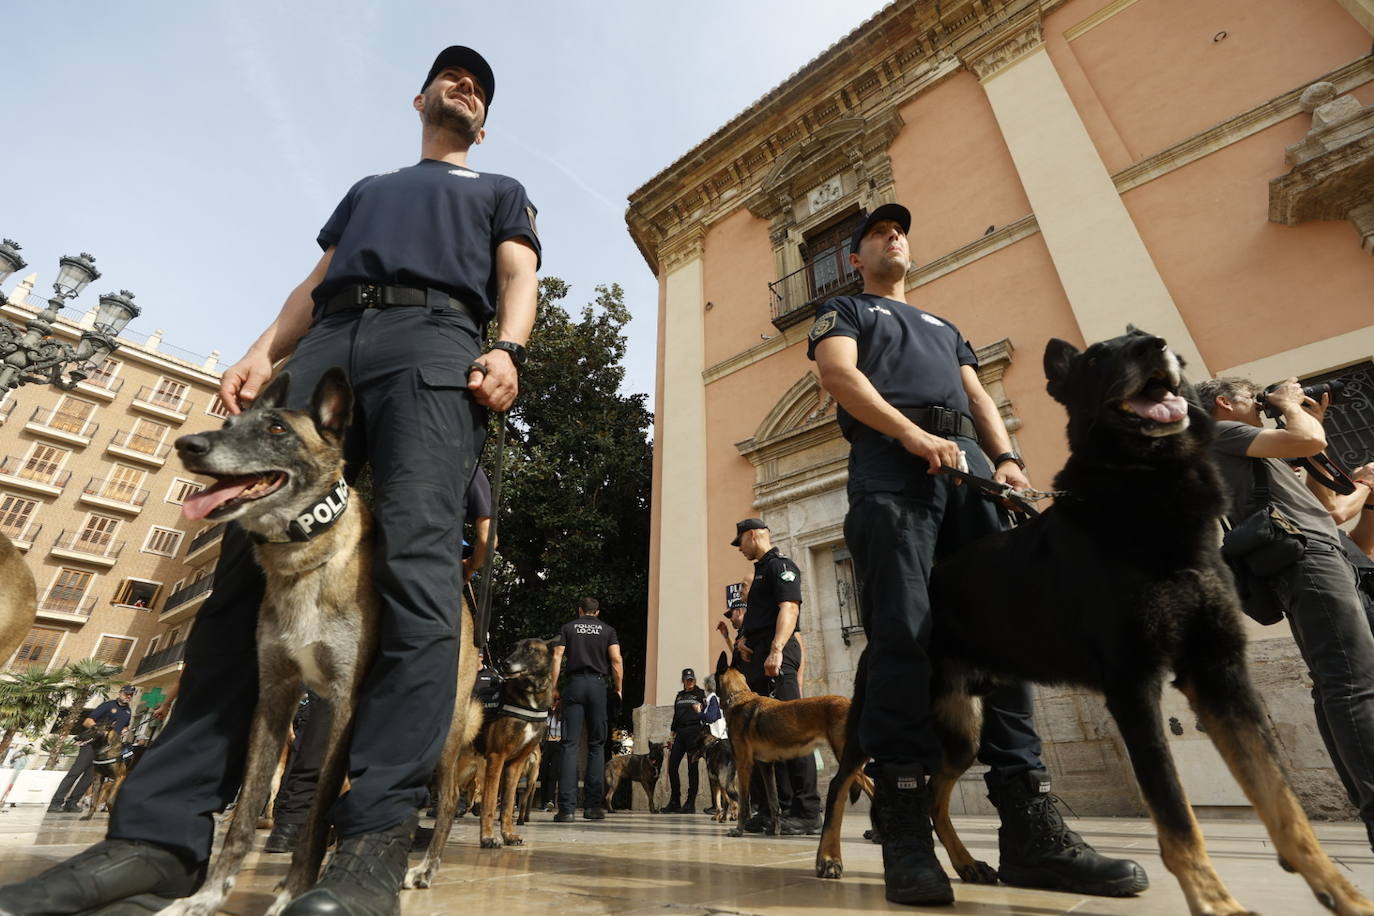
[317,284,478,322]
[899,406,977,441]
[570,671,606,679]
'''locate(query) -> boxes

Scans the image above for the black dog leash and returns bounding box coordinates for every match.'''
[938,465,1061,517]
[474,412,507,654]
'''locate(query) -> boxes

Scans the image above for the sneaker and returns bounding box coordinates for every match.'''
[62,800,81,813]
[780,815,822,836]
[989,769,1148,897]
[742,812,776,834]
[662,800,682,814]
[45,801,65,814]
[0,839,205,916]
[702,806,719,816]
[279,814,417,916]
[678,804,695,816]
[583,808,606,821]
[553,810,575,823]
[870,763,953,906]
[263,822,303,854]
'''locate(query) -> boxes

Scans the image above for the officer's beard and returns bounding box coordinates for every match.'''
[424,92,483,145]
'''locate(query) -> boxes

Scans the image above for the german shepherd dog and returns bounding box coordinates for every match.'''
[78,722,130,821]
[158,369,480,916]
[713,653,868,837]
[817,330,1374,916]
[704,736,739,822]
[604,740,664,812]
[406,636,555,888]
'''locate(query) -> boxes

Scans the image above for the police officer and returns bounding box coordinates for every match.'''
[48,685,136,813]
[808,204,1145,905]
[664,668,707,813]
[550,597,623,822]
[731,518,819,835]
[0,45,540,916]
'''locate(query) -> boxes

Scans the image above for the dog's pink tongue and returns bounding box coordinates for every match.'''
[182,479,252,521]
[1127,392,1188,424]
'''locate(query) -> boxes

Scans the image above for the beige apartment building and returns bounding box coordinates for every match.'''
[0,274,227,708]
[627,0,1374,816]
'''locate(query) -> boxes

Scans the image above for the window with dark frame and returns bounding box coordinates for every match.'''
[1305,361,1374,472]
[833,546,864,646]
[802,211,865,302]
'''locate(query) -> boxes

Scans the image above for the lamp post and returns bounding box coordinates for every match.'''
[0,241,142,392]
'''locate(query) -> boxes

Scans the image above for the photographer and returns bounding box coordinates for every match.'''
[1198,376,1374,850]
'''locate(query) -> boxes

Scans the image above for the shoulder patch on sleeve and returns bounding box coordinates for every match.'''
[779,569,797,582]
[809,311,837,341]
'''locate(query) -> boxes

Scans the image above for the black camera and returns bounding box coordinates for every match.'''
[1257,379,1346,418]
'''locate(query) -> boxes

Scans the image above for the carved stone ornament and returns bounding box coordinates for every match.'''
[956,5,1044,82]
[1269,81,1374,254]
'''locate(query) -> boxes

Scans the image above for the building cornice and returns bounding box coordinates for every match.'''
[626,0,1066,274]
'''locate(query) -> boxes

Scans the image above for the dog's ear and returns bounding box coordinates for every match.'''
[310,368,353,442]
[715,651,728,682]
[1043,338,1079,402]
[254,371,292,411]
[1125,323,1139,334]
[545,636,563,650]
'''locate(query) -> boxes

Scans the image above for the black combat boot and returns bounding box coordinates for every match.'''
[990,769,1149,897]
[281,814,418,916]
[0,839,205,916]
[264,821,303,854]
[870,763,953,906]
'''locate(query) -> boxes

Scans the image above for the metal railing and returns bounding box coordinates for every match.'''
[51,528,125,560]
[80,374,125,395]
[27,406,99,439]
[0,455,71,488]
[134,640,188,676]
[767,259,862,330]
[82,476,149,507]
[37,594,96,617]
[163,575,214,613]
[186,523,225,555]
[108,429,172,459]
[0,521,41,544]
[0,399,14,422]
[132,385,189,414]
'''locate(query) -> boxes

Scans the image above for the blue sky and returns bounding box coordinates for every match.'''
[6,1,888,405]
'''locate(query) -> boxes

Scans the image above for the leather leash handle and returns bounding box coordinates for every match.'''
[475,413,508,653]
[938,465,1041,517]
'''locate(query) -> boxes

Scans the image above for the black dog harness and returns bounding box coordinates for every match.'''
[251,479,349,545]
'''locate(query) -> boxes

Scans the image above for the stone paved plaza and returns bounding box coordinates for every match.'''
[1,806,1372,914]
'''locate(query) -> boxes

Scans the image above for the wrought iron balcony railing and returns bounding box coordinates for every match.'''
[767,260,862,331]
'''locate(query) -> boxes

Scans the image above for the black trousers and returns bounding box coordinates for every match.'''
[668,726,703,804]
[537,740,562,806]
[51,744,97,806]
[271,696,333,827]
[559,674,607,812]
[108,305,485,863]
[845,438,1043,791]
[742,661,818,819]
[1276,539,1374,826]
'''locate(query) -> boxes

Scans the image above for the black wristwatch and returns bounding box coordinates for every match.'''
[489,340,527,370]
[992,451,1026,471]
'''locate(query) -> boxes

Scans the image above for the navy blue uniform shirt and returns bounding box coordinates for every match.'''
[315,159,540,321]
[806,293,977,494]
[742,547,803,663]
[560,617,619,676]
[87,699,132,735]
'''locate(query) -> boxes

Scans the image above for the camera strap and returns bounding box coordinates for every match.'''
[1298,453,1358,496]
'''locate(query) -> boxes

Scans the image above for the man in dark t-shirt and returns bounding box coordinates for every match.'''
[0,46,541,916]
[808,204,1144,905]
[550,597,623,822]
[1198,376,1374,851]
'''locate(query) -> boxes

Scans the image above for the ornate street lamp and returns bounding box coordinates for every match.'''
[0,245,142,391]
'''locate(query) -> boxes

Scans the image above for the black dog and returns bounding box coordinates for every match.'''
[819,329,1373,916]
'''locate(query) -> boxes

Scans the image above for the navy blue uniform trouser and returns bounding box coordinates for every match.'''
[559,675,608,812]
[272,695,333,827]
[51,744,98,807]
[668,725,703,804]
[845,439,1043,790]
[108,305,485,863]
[1277,539,1374,826]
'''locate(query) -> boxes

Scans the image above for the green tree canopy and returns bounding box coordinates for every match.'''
[481,278,652,721]
[0,668,66,761]
[44,658,123,768]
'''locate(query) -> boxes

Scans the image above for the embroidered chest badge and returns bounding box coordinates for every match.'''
[921,313,946,327]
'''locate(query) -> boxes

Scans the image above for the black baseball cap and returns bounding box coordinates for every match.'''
[731,518,768,547]
[849,203,912,257]
[681,668,696,681]
[423,46,496,110]
[119,684,136,695]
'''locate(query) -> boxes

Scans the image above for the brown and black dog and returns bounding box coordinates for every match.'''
[604,741,664,812]
[703,735,739,823]
[407,636,555,888]
[78,723,130,821]
[713,652,868,837]
[816,330,1374,916]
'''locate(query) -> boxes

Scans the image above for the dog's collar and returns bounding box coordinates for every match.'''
[251,479,349,545]
[496,702,549,724]
[93,756,121,766]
